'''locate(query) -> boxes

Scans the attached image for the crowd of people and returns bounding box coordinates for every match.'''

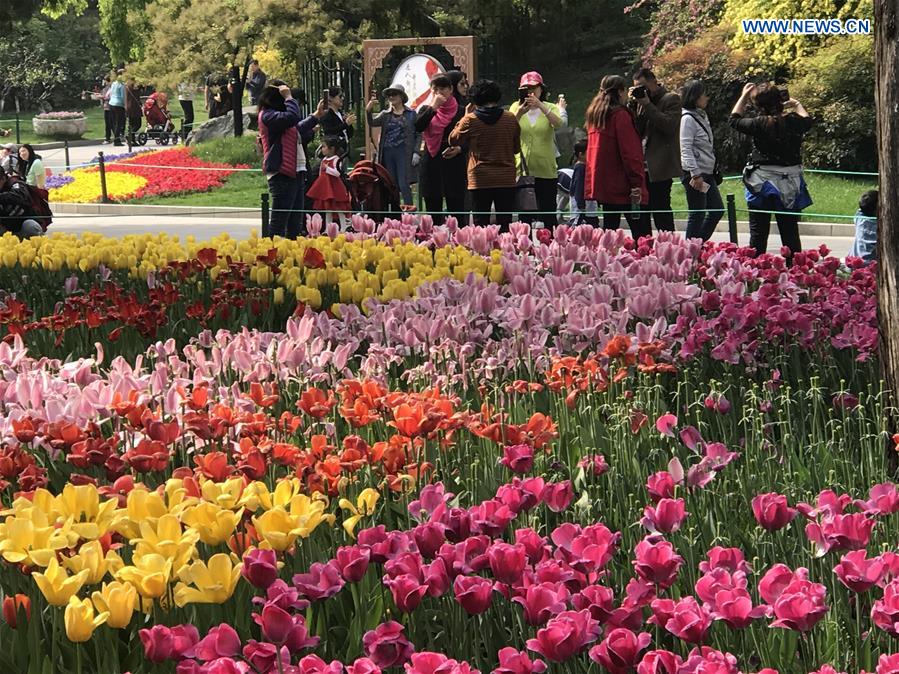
[254,65,881,261]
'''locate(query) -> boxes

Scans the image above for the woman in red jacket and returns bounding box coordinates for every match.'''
[584,75,650,238]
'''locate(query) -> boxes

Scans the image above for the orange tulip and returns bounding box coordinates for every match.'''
[2,594,31,629]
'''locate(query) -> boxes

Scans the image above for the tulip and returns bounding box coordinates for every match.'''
[751,493,798,532]
[759,563,801,605]
[242,547,281,589]
[710,589,770,629]
[385,573,429,613]
[577,454,609,478]
[488,542,527,585]
[2,594,31,629]
[175,553,242,606]
[63,539,121,585]
[571,584,615,624]
[339,488,381,538]
[362,621,415,669]
[91,581,137,628]
[877,654,899,674]
[492,648,547,674]
[633,537,683,589]
[298,654,345,673]
[32,557,91,606]
[646,472,676,503]
[500,444,535,474]
[181,502,243,546]
[140,625,176,662]
[588,628,652,674]
[637,650,682,674]
[335,545,371,583]
[806,513,876,556]
[542,481,574,513]
[655,413,677,437]
[695,568,744,606]
[513,582,570,626]
[413,522,446,559]
[641,498,688,534]
[293,560,346,601]
[664,596,711,643]
[64,596,108,643]
[192,623,242,660]
[871,578,899,636]
[453,575,494,614]
[525,610,601,662]
[699,547,750,575]
[115,553,173,599]
[347,657,381,674]
[834,550,885,593]
[769,578,828,632]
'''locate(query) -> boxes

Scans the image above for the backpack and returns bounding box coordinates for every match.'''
[27,184,53,230]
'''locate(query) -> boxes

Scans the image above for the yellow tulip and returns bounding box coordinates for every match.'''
[64,596,108,643]
[200,477,245,510]
[338,488,380,538]
[91,581,137,628]
[0,510,76,567]
[181,503,243,546]
[62,540,121,585]
[32,558,90,606]
[112,488,168,540]
[174,553,242,607]
[237,481,273,512]
[252,508,299,552]
[273,287,285,304]
[115,553,173,599]
[132,514,198,572]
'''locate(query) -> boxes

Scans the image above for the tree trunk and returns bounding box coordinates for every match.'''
[876,0,899,470]
[231,62,243,138]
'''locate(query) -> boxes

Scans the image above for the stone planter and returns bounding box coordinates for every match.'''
[32,116,87,139]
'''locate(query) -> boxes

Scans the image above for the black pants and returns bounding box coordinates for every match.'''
[103,109,114,141]
[421,150,467,226]
[748,209,802,256]
[519,177,558,227]
[471,187,516,229]
[639,178,675,233]
[682,174,724,241]
[267,172,306,239]
[128,115,142,136]
[110,106,126,143]
[180,99,195,135]
[601,203,647,239]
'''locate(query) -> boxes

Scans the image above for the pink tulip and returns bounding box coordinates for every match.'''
[409,483,455,523]
[470,499,515,537]
[571,584,615,624]
[191,624,241,661]
[759,564,803,605]
[346,658,381,674]
[453,575,494,615]
[679,426,703,451]
[655,413,677,437]
[871,578,899,636]
[363,621,415,669]
[515,528,549,565]
[641,498,688,534]
[703,394,731,415]
[488,543,527,585]
[633,537,684,589]
[385,574,429,614]
[403,652,450,674]
[855,483,899,516]
[140,625,175,663]
[413,522,447,559]
[769,578,828,632]
[751,493,798,531]
[695,568,745,607]
[197,659,249,674]
[513,582,570,625]
[243,641,289,673]
[423,558,451,597]
[664,596,711,643]
[525,610,601,662]
[500,444,535,474]
[808,667,847,674]
[588,628,652,674]
[335,546,371,583]
[491,648,547,674]
[637,650,682,674]
[805,513,876,556]
[678,647,739,674]
[834,550,886,593]
[699,547,750,575]
[242,548,280,590]
[646,472,676,502]
[710,589,770,629]
[542,481,574,513]
[293,561,345,601]
[298,654,345,674]
[578,454,610,477]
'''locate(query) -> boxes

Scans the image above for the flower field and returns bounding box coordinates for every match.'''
[49,148,248,203]
[0,219,893,674]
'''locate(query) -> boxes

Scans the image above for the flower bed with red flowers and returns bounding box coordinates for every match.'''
[0,221,891,674]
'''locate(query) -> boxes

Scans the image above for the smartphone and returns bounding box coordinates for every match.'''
[323,89,330,106]
[518,88,528,105]
[779,88,790,102]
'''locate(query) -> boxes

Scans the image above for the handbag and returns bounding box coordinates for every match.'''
[682,111,723,185]
[515,154,537,212]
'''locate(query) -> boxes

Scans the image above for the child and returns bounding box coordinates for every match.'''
[306,136,351,229]
[849,189,878,264]
[144,92,174,132]
[569,139,598,225]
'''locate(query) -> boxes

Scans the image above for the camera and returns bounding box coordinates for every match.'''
[779,87,790,102]
[632,85,647,99]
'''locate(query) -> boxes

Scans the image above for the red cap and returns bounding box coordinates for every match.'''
[519,71,544,88]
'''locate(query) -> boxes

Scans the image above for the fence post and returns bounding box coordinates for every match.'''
[261,192,270,238]
[98,151,109,204]
[726,193,738,244]
[64,140,71,172]
[14,112,19,144]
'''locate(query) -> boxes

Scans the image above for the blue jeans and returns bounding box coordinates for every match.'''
[682,173,724,241]
[381,144,412,206]
[268,172,306,239]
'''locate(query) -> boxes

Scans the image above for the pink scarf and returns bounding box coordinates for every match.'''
[422,96,459,158]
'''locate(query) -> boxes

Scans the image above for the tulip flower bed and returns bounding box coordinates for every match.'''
[48,147,249,203]
[0,221,892,674]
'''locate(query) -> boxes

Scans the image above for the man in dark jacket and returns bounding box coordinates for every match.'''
[247,60,267,106]
[0,172,43,238]
[630,67,682,233]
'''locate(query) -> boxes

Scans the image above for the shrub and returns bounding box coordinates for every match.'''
[189,135,258,166]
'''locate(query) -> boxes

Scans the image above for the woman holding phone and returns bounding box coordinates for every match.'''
[679,80,723,241]
[415,73,467,225]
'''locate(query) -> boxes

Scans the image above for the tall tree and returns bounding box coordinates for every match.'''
[875,0,899,466]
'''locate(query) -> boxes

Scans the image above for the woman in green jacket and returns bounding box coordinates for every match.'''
[508,71,567,227]
[17,144,45,189]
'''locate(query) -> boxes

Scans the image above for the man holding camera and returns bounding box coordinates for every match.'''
[629,67,682,234]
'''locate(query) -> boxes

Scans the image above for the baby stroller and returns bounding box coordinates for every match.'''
[347,160,401,221]
[135,92,180,146]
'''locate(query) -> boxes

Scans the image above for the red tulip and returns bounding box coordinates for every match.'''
[385,573,428,614]
[588,628,652,673]
[525,610,601,662]
[664,596,711,643]
[513,582,570,625]
[769,578,828,632]
[491,647,547,674]
[834,550,886,593]
[488,542,527,585]
[500,444,535,474]
[303,247,326,269]
[335,546,371,583]
[633,537,683,589]
[751,493,798,532]
[641,498,688,534]
[453,575,494,615]
[2,594,30,629]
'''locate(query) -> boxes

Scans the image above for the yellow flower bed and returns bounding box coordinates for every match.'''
[50,171,148,203]
[0,232,505,309]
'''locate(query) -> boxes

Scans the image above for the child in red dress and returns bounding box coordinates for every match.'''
[306,136,351,228]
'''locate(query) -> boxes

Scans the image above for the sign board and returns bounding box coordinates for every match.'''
[389,54,444,110]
